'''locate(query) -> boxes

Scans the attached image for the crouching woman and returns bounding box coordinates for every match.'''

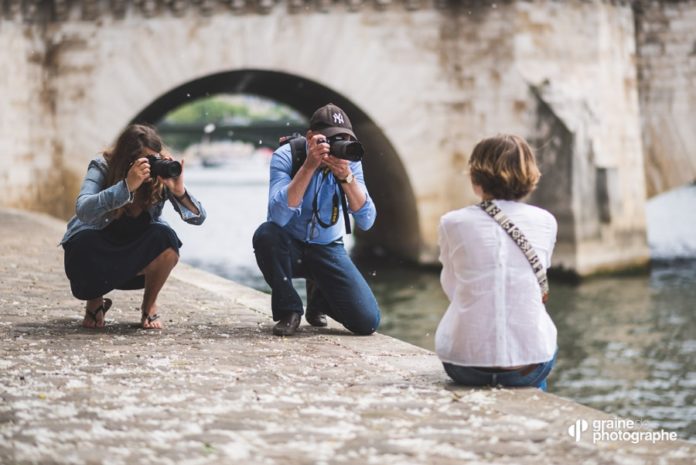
[435,134,558,390]
[60,124,206,329]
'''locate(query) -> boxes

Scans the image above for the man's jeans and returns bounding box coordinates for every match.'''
[252,222,380,335]
[443,349,558,392]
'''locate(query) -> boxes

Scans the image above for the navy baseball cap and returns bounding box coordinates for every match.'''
[309,103,356,139]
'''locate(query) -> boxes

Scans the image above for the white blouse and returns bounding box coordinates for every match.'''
[435,200,558,367]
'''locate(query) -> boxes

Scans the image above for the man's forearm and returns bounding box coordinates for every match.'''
[286,164,316,207]
[341,182,366,211]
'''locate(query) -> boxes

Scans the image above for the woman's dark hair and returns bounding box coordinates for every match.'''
[103,124,164,211]
[468,134,541,200]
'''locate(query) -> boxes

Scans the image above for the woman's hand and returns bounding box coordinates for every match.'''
[158,153,186,197]
[158,155,199,214]
[126,158,151,192]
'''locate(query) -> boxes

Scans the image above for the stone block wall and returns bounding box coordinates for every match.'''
[512,1,650,274]
[3,0,690,274]
[0,20,78,219]
[635,0,696,196]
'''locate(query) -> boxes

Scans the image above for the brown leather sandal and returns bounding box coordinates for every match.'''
[141,312,161,328]
[84,298,112,326]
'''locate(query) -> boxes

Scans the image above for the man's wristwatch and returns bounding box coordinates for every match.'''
[340,173,354,184]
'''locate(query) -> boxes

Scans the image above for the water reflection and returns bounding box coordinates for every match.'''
[358,258,696,440]
[528,264,694,439]
[165,164,695,440]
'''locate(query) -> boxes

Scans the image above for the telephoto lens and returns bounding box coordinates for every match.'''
[147,155,182,179]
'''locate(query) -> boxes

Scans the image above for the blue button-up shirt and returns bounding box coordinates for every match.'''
[267,143,376,244]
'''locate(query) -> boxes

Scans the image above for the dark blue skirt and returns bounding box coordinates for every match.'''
[63,213,182,300]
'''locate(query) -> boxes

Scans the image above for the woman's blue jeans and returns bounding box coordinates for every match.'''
[252,221,380,335]
[443,349,558,391]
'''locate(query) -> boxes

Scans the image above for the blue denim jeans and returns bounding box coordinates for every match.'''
[252,222,380,335]
[443,349,558,391]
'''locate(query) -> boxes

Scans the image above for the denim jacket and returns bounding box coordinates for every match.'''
[61,157,206,244]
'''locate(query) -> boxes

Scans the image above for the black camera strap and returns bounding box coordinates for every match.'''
[310,171,351,234]
[311,179,340,229]
[338,184,352,234]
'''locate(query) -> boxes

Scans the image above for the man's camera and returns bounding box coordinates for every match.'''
[319,135,364,162]
[147,155,182,179]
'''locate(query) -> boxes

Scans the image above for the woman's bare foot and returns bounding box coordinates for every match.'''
[82,298,112,329]
[141,306,163,329]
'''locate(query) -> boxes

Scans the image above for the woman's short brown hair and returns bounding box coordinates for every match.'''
[468,134,541,200]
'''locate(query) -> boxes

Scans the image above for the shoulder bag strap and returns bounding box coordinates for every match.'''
[478,200,549,303]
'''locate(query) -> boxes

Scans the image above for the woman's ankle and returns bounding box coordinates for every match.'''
[141,305,162,329]
[86,297,104,311]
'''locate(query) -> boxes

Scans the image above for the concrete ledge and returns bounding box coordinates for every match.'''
[0,208,693,464]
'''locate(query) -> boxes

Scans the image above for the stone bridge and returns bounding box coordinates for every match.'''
[1,0,695,275]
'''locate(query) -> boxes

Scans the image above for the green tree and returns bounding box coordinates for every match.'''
[164,94,305,125]
[158,94,307,151]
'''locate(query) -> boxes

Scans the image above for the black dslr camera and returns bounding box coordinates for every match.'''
[146,155,182,179]
[319,135,364,162]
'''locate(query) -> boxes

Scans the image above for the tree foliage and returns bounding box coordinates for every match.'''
[164,94,305,125]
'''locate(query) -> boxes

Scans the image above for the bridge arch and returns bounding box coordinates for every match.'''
[129,69,421,261]
[2,2,669,274]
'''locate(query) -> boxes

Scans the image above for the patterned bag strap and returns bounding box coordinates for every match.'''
[478,200,549,304]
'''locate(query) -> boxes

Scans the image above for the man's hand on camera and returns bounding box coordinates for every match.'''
[325,154,365,209]
[126,157,151,192]
[323,155,352,181]
[306,134,330,171]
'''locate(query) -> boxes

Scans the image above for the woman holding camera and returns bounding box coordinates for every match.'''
[435,134,558,390]
[60,124,206,329]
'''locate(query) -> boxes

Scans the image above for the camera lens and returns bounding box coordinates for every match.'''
[148,156,182,179]
[330,140,364,162]
[163,161,182,178]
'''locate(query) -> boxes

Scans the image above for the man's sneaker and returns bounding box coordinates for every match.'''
[305,306,327,327]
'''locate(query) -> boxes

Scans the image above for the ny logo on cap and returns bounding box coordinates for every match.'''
[332,112,344,125]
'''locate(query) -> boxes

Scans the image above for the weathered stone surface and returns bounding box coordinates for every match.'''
[0,208,694,464]
[514,1,650,274]
[635,0,696,197]
[5,0,694,274]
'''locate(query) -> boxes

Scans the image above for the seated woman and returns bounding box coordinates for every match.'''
[435,134,558,391]
[60,124,206,329]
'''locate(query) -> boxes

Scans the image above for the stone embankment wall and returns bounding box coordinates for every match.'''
[3,0,692,274]
[0,18,80,219]
[634,0,696,197]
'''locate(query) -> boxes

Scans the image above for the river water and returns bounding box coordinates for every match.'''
[164,159,696,440]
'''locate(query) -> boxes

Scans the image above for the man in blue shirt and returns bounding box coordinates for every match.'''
[252,103,381,336]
